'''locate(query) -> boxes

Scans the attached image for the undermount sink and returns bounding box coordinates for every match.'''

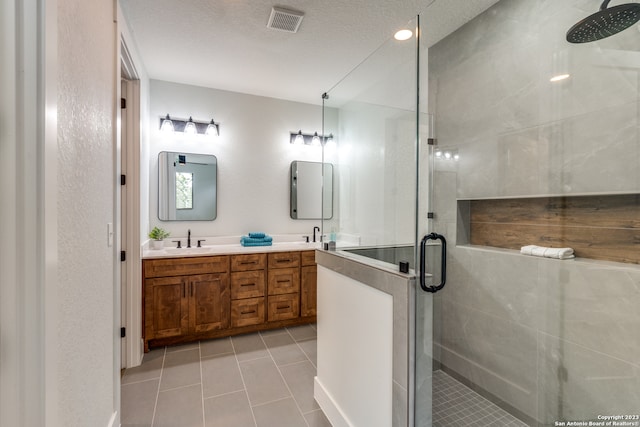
[163,246,213,254]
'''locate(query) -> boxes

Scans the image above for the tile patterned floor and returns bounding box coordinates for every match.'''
[432,370,530,427]
[121,324,331,427]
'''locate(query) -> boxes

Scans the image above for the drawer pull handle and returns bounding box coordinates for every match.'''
[240,261,256,265]
[241,283,255,287]
[277,280,289,283]
[276,259,291,263]
[241,310,256,315]
[277,305,291,310]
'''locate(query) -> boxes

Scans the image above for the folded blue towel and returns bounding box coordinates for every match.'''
[248,232,266,238]
[240,235,273,244]
[241,240,273,247]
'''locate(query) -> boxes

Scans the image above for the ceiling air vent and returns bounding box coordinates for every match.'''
[267,7,304,33]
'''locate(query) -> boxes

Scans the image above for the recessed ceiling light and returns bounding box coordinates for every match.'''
[550,74,571,82]
[394,29,413,41]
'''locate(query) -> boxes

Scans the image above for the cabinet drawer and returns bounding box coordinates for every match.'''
[301,250,316,266]
[267,294,299,322]
[268,252,300,269]
[231,253,266,272]
[268,268,300,295]
[144,256,229,278]
[231,297,265,327]
[231,271,265,300]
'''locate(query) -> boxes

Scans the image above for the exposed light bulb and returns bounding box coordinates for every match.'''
[295,130,304,145]
[444,151,452,159]
[394,29,413,41]
[312,132,321,146]
[161,114,174,132]
[435,150,442,158]
[184,116,197,134]
[453,153,460,161]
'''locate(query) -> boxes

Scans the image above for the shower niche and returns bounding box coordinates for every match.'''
[459,194,640,264]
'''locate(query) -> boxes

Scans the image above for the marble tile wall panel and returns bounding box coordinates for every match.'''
[437,299,538,419]
[537,259,640,366]
[537,332,640,424]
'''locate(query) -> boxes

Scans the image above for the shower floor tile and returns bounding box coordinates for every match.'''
[433,370,530,427]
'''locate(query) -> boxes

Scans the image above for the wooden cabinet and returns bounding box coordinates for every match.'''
[301,250,317,317]
[267,252,300,321]
[144,256,230,351]
[143,249,317,351]
[145,272,230,344]
[145,276,190,340]
[301,269,317,317]
[230,253,266,328]
[190,273,230,333]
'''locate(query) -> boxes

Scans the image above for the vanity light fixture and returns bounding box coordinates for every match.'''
[159,114,221,137]
[161,114,174,132]
[435,148,459,161]
[290,130,334,146]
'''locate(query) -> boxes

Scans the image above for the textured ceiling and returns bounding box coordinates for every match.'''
[120,0,500,105]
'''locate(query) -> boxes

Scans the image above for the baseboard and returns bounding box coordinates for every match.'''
[314,377,352,427]
[107,410,118,427]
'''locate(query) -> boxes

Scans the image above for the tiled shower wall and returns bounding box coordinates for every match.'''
[429,0,640,424]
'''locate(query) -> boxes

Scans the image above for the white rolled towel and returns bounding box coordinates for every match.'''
[520,245,574,260]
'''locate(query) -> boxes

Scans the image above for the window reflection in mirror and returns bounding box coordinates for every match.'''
[290,160,333,219]
[158,151,217,221]
[175,172,193,210]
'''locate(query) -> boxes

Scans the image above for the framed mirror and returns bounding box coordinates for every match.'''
[158,151,217,221]
[290,161,333,219]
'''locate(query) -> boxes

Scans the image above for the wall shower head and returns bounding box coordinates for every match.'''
[566,0,640,43]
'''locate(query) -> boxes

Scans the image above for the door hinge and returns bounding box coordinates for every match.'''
[121,174,126,185]
[427,138,436,146]
[120,251,126,262]
[427,212,434,219]
[120,327,126,338]
[120,97,126,109]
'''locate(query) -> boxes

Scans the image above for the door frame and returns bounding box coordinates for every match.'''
[119,34,143,369]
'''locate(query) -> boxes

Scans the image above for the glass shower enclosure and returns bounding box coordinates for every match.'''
[322,1,640,426]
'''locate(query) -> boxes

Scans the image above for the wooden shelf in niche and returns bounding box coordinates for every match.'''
[467,194,640,264]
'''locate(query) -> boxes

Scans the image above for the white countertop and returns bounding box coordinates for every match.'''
[142,240,322,259]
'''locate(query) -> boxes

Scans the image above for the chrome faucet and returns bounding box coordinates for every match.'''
[313,226,320,243]
[187,229,191,248]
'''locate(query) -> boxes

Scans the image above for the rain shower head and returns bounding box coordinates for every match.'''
[566,0,640,43]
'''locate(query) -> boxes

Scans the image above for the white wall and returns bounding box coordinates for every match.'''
[148,80,324,240]
[57,0,117,425]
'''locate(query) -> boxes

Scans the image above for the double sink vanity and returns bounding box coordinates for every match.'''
[142,241,319,352]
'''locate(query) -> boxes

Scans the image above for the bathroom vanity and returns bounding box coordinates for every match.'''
[142,247,317,351]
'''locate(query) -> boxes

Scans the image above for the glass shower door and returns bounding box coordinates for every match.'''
[422,0,640,426]
[321,14,432,427]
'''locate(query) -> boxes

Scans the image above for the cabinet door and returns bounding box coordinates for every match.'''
[231,253,266,272]
[145,277,189,340]
[268,251,300,269]
[231,297,265,327]
[300,265,317,317]
[231,271,266,299]
[268,267,300,295]
[189,273,230,333]
[267,294,299,321]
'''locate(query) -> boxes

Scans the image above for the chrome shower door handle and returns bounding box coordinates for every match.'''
[419,233,447,293]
